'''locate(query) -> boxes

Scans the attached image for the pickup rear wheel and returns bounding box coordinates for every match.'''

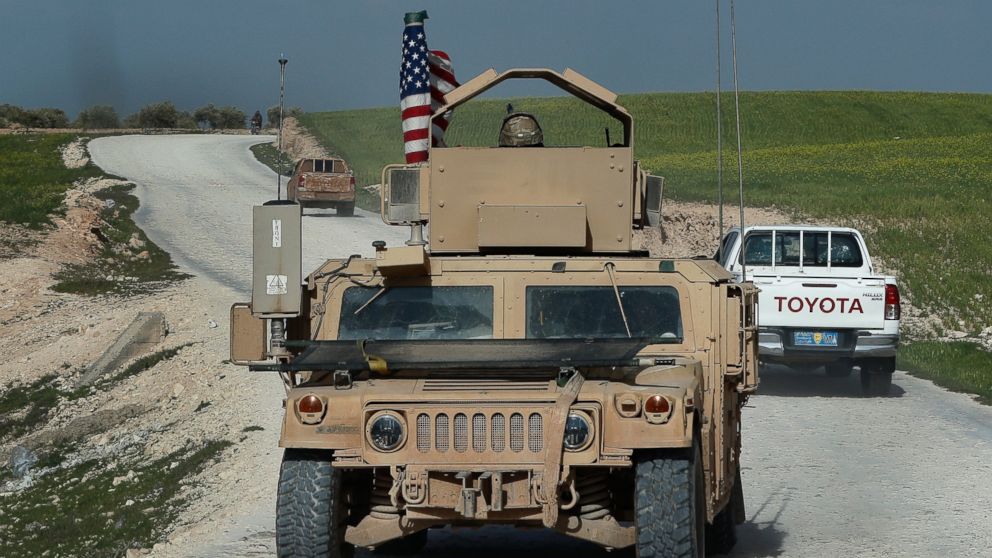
[276,449,354,558]
[337,202,355,216]
[634,442,705,558]
[860,357,894,396]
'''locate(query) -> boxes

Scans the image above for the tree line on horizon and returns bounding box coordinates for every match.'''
[0,102,303,130]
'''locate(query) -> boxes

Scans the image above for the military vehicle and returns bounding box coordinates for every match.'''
[231,68,758,557]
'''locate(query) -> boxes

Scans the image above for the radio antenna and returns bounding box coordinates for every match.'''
[730,0,746,281]
[715,0,724,263]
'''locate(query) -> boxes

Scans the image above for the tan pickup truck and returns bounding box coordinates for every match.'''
[286,157,356,215]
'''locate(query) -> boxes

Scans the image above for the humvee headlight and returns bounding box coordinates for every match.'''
[367,412,406,452]
[563,412,593,451]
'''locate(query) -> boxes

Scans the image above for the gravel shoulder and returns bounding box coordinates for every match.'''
[78,135,992,558]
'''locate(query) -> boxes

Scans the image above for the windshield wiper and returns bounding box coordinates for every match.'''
[605,262,632,338]
[354,286,388,315]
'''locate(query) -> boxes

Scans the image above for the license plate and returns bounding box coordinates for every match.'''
[794,331,838,346]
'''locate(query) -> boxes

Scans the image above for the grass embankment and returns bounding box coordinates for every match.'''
[0,134,103,228]
[0,344,225,556]
[52,183,189,295]
[1,441,230,557]
[0,133,187,294]
[250,141,294,176]
[302,91,992,398]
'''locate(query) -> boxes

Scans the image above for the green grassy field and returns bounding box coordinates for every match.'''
[0,134,102,228]
[301,90,992,398]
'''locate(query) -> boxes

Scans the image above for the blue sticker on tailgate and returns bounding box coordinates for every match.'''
[794,331,838,346]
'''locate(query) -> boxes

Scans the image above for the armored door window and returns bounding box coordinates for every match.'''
[526,286,682,341]
[338,286,494,340]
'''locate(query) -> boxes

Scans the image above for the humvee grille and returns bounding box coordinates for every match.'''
[411,410,545,455]
[472,414,487,452]
[435,414,449,451]
[454,413,469,452]
[492,413,506,452]
[528,413,544,452]
[510,413,525,452]
[417,413,431,452]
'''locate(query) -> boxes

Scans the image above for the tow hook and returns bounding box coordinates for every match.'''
[456,471,480,518]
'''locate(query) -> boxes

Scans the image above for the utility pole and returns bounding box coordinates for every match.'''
[277,55,288,200]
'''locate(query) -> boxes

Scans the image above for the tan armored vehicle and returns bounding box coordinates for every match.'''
[232,68,758,557]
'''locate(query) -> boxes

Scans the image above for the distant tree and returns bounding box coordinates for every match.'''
[32,108,70,128]
[121,112,141,128]
[193,104,244,129]
[216,106,246,129]
[194,104,221,128]
[0,104,26,126]
[267,105,303,128]
[176,110,197,129]
[74,105,119,129]
[134,101,180,128]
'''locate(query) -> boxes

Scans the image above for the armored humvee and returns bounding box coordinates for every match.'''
[231,68,758,557]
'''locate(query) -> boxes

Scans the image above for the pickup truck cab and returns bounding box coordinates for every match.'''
[718,225,899,395]
[287,157,356,215]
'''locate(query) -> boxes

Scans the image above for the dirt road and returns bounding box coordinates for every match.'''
[89,135,407,293]
[88,135,992,557]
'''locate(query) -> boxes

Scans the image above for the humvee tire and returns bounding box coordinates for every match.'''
[860,357,894,397]
[634,444,705,558]
[276,449,354,558]
[337,202,355,216]
[373,530,428,555]
[824,360,853,377]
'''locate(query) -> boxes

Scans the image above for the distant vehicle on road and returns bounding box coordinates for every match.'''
[718,225,900,395]
[287,157,356,215]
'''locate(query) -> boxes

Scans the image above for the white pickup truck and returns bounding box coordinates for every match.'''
[717,225,900,395]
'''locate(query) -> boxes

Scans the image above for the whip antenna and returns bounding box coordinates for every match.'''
[730,0,746,281]
[715,0,724,262]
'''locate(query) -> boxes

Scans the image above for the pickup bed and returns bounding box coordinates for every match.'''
[718,225,899,395]
[286,157,356,215]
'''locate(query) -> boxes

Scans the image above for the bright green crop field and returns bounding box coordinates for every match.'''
[300,91,992,399]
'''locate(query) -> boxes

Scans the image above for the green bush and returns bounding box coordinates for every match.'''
[195,104,246,129]
[126,101,180,128]
[74,105,119,129]
[267,105,302,128]
[0,104,69,128]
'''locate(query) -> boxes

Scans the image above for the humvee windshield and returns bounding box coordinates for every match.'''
[338,286,494,340]
[526,286,683,341]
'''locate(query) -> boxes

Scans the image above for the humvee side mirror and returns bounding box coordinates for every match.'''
[381,164,428,225]
[645,175,664,227]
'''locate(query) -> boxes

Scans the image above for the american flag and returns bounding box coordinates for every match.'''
[400,11,458,163]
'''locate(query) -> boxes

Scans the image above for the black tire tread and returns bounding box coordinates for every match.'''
[276,449,353,558]
[635,447,702,558]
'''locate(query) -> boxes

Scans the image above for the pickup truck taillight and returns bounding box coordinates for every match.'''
[350,176,356,189]
[298,174,306,189]
[884,284,900,320]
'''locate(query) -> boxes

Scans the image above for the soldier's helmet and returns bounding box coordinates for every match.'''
[498,113,544,147]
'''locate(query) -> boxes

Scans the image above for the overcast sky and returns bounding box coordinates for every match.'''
[2,0,990,118]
